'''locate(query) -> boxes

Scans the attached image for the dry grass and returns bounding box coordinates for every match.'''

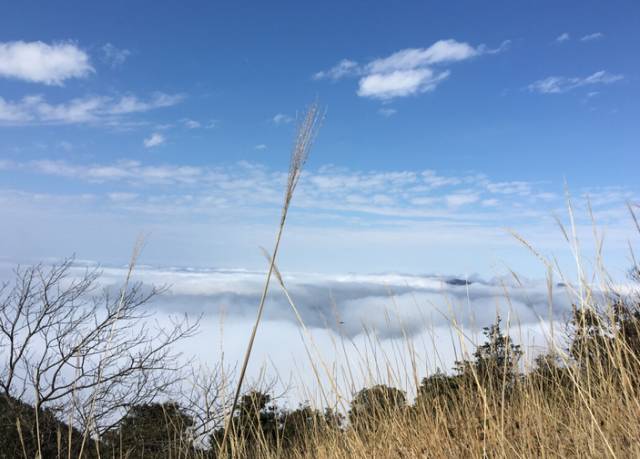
[220,102,322,452]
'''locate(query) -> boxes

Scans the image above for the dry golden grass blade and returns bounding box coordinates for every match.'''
[220,102,322,454]
[629,202,640,235]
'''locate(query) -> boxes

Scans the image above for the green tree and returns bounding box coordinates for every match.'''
[415,369,465,413]
[279,404,343,452]
[454,316,522,394]
[211,391,279,455]
[0,394,98,459]
[528,352,572,393]
[348,385,406,431]
[569,297,640,381]
[103,402,194,458]
[211,392,342,456]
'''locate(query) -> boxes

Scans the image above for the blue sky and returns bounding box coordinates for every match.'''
[0,1,638,278]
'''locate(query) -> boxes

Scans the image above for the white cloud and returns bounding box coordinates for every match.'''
[378,107,397,117]
[313,59,359,80]
[0,92,183,125]
[25,159,204,185]
[107,192,138,202]
[315,39,509,101]
[143,132,166,148]
[581,32,604,42]
[91,265,577,339]
[272,113,293,125]
[410,196,439,206]
[182,118,201,129]
[0,41,93,85]
[422,170,462,188]
[556,32,570,43]
[254,144,267,150]
[101,43,131,67]
[528,70,623,94]
[486,181,532,196]
[1,159,636,285]
[0,96,34,122]
[446,192,480,207]
[6,159,635,236]
[358,69,450,100]
[181,118,217,130]
[366,39,480,74]
[108,93,184,115]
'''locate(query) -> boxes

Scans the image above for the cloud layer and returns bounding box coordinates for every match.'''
[1,158,636,279]
[2,159,636,227]
[0,92,183,125]
[86,264,583,339]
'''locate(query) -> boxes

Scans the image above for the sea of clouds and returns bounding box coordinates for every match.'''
[2,258,638,402]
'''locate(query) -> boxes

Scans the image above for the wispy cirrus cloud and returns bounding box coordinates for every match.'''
[25,159,203,184]
[312,59,359,81]
[446,192,480,208]
[181,118,201,129]
[108,93,183,114]
[314,39,510,101]
[1,159,636,281]
[4,158,631,226]
[0,40,93,85]
[528,70,623,94]
[581,32,604,42]
[178,118,217,129]
[272,113,293,125]
[556,32,570,43]
[101,43,131,68]
[0,92,184,125]
[378,107,397,117]
[1,159,635,252]
[143,132,166,148]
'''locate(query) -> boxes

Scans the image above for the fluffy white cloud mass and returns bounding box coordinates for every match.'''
[92,266,582,338]
[357,69,450,100]
[314,39,510,100]
[2,260,600,399]
[0,41,93,85]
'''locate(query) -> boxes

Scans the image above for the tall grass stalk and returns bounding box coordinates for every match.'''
[220,102,322,454]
